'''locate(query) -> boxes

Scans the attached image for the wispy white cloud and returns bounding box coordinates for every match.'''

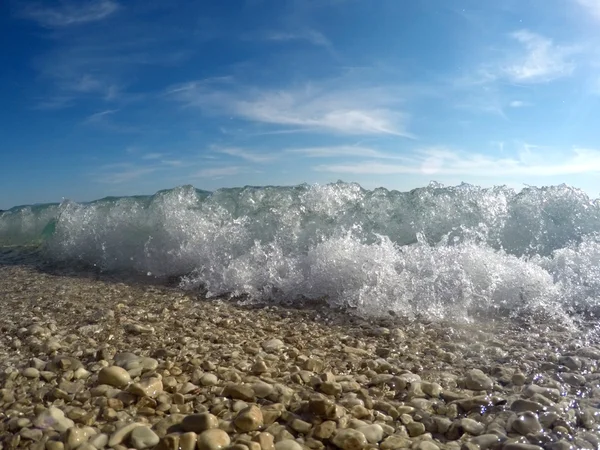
[264,29,333,50]
[500,30,577,83]
[509,100,530,108]
[21,0,119,28]
[96,166,157,184]
[167,80,412,137]
[285,145,405,159]
[195,166,246,178]
[575,0,600,21]
[218,147,278,163]
[314,147,600,177]
[85,109,119,123]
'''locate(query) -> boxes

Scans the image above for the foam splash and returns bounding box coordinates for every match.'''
[1,182,600,321]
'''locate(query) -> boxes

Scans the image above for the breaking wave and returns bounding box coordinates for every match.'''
[1,182,600,322]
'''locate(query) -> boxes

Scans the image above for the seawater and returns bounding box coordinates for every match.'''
[1,182,600,323]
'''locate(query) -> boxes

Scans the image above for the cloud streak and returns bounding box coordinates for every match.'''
[314,147,600,177]
[218,147,278,163]
[575,0,600,21]
[21,0,119,28]
[501,30,577,83]
[168,80,412,137]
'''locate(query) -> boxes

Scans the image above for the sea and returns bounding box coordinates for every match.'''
[1,181,600,327]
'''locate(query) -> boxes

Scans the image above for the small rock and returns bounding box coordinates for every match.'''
[20,428,43,440]
[98,366,131,388]
[224,383,255,402]
[197,429,231,450]
[406,421,426,437]
[108,423,145,447]
[181,413,219,433]
[179,432,198,450]
[128,378,163,398]
[332,428,368,450]
[274,440,303,450]
[357,424,383,443]
[200,373,219,386]
[313,421,337,440]
[253,432,275,450]
[261,339,284,352]
[512,412,543,435]
[34,407,75,433]
[460,418,485,436]
[465,369,493,391]
[129,426,160,449]
[235,405,264,432]
[65,427,90,449]
[22,367,40,378]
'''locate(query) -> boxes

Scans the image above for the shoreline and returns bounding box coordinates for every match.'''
[1,264,599,450]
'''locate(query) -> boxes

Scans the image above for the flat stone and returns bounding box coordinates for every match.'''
[224,383,256,402]
[253,432,275,450]
[261,339,285,352]
[98,366,131,388]
[512,412,543,435]
[65,427,91,449]
[181,413,219,433]
[460,418,485,436]
[380,436,413,450]
[20,428,43,440]
[33,407,75,433]
[200,373,219,386]
[235,405,264,432]
[465,369,493,391]
[332,428,368,450]
[197,429,231,450]
[357,424,383,443]
[22,367,40,378]
[179,432,198,450]
[313,421,337,440]
[470,434,502,449]
[128,378,163,398]
[523,385,561,402]
[511,399,545,413]
[274,440,303,450]
[406,421,426,437]
[108,423,145,447]
[129,426,160,449]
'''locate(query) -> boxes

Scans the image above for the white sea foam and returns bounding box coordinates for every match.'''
[2,182,600,321]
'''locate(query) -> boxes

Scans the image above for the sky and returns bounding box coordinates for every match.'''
[1,0,600,208]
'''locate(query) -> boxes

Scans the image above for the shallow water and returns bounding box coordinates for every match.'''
[1,182,600,323]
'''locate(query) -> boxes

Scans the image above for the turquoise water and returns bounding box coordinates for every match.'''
[1,182,600,322]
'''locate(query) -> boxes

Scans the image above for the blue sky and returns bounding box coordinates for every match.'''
[1,0,600,208]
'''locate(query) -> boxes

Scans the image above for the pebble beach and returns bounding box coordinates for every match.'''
[1,265,600,450]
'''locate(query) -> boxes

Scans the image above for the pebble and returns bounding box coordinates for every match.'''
[108,423,145,447]
[179,432,198,450]
[201,373,219,386]
[356,424,383,443]
[181,413,219,433]
[262,339,285,352]
[128,377,163,397]
[129,426,160,449]
[274,440,303,450]
[197,429,231,450]
[460,418,485,436]
[465,369,494,390]
[235,405,264,431]
[512,412,543,435]
[406,421,426,437]
[33,406,75,433]
[98,366,131,387]
[332,428,368,450]
[22,367,40,378]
